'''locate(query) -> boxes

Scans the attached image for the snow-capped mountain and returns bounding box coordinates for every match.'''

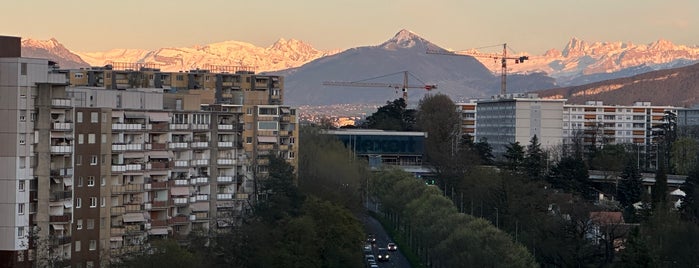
[75,38,339,73]
[21,38,89,69]
[474,37,699,86]
[270,29,555,106]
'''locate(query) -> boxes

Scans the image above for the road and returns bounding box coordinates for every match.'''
[362,213,412,268]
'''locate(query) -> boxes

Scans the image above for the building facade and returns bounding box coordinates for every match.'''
[474,94,566,158]
[0,37,298,267]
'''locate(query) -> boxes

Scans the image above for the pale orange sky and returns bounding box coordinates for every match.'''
[1,0,697,55]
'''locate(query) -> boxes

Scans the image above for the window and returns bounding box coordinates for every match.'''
[86,261,94,268]
[18,226,24,237]
[101,154,106,165]
[101,134,106,144]
[76,155,82,166]
[258,121,278,130]
[100,217,105,229]
[78,134,84,144]
[75,241,81,252]
[76,112,83,123]
[18,203,24,214]
[246,137,252,144]
[19,135,25,145]
[90,197,97,208]
[21,63,27,75]
[176,75,184,81]
[246,108,253,115]
[18,180,25,191]
[101,176,106,186]
[74,72,84,79]
[88,134,95,144]
[87,176,95,186]
[89,240,96,251]
[102,112,107,123]
[87,219,94,230]
[289,151,295,159]
[77,176,83,187]
[101,197,105,207]
[19,110,26,122]
[290,137,295,144]
[76,198,82,208]
[90,155,97,166]
[30,112,36,122]
[90,112,98,123]
[77,219,83,230]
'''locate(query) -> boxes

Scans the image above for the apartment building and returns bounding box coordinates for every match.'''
[0,36,298,267]
[456,101,478,139]
[563,101,677,169]
[474,93,566,158]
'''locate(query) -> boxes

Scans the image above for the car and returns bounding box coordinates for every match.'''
[369,264,379,268]
[377,248,390,262]
[387,242,397,251]
[363,244,372,253]
[365,254,375,263]
[366,234,376,244]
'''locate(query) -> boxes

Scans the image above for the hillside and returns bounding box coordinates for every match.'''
[534,62,699,107]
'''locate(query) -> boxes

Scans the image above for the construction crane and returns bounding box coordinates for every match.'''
[322,71,436,103]
[427,43,528,95]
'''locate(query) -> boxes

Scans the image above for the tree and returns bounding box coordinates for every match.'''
[547,156,591,198]
[362,98,415,131]
[416,93,472,191]
[473,137,495,165]
[117,239,199,268]
[670,137,698,175]
[680,164,699,224]
[524,135,546,179]
[651,156,668,206]
[614,227,655,268]
[503,142,525,173]
[617,159,644,222]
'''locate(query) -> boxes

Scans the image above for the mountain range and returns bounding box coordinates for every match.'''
[18,30,699,106]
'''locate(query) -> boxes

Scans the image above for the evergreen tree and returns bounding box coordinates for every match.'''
[473,137,495,165]
[651,156,668,206]
[547,156,590,197]
[503,142,525,173]
[680,164,699,224]
[617,158,644,222]
[362,98,415,131]
[614,227,655,268]
[524,135,546,179]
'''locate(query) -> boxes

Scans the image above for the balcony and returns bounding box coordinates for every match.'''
[190,195,209,203]
[150,122,169,132]
[112,143,144,151]
[112,183,144,194]
[168,215,189,225]
[173,198,188,206]
[111,228,125,236]
[52,122,72,131]
[217,176,234,184]
[190,177,208,185]
[217,159,235,165]
[217,193,233,200]
[170,124,189,130]
[152,200,169,209]
[146,181,168,190]
[191,124,210,131]
[50,235,72,246]
[191,141,209,149]
[51,168,73,178]
[169,142,189,150]
[111,206,125,216]
[51,98,72,107]
[191,159,209,166]
[147,161,172,170]
[49,190,72,201]
[50,146,72,154]
[111,164,144,173]
[174,160,189,167]
[112,123,145,131]
[151,219,168,227]
[218,124,234,131]
[49,213,72,223]
[191,212,209,221]
[218,141,233,148]
[146,143,168,151]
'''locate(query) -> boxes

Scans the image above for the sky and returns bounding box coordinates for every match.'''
[2,0,697,55]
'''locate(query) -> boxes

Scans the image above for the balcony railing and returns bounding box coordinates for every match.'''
[170,124,189,130]
[191,159,209,166]
[217,159,235,165]
[173,198,188,206]
[190,195,209,203]
[49,191,72,201]
[50,146,72,154]
[146,143,168,151]
[112,183,144,194]
[168,216,188,225]
[191,142,209,148]
[190,177,208,185]
[151,219,168,227]
[112,123,145,131]
[169,142,189,149]
[174,160,189,167]
[217,141,233,148]
[51,98,72,107]
[191,124,210,131]
[152,200,169,208]
[218,124,234,131]
[50,235,72,246]
[217,193,233,200]
[173,179,189,186]
[49,213,72,223]
[217,176,234,183]
[52,122,73,131]
[111,164,143,173]
[147,161,172,170]
[112,143,144,151]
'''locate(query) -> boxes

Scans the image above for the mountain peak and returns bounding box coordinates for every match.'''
[380,29,437,51]
[562,37,588,57]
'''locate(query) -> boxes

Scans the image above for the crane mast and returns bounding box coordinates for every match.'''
[427,43,528,95]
